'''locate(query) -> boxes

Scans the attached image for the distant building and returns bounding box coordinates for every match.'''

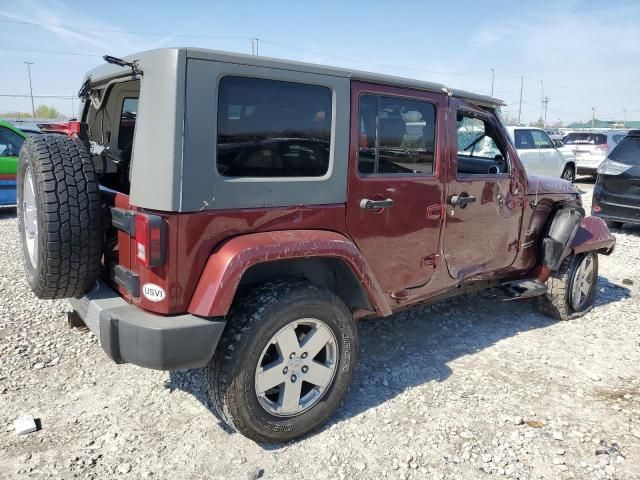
[566,119,640,129]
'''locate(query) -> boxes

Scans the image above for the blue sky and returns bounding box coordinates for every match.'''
[1,0,639,123]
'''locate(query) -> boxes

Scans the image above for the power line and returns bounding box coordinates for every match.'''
[1,19,499,78]
[0,18,252,40]
[0,45,101,57]
[259,39,495,78]
[0,94,75,99]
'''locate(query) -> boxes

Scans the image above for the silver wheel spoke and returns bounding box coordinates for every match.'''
[583,258,594,278]
[279,378,303,414]
[275,325,300,357]
[305,362,334,388]
[22,167,39,267]
[571,285,582,309]
[256,360,287,393]
[300,325,332,359]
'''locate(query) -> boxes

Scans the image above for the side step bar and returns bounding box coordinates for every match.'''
[499,279,547,300]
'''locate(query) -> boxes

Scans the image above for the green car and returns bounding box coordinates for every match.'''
[0,120,29,206]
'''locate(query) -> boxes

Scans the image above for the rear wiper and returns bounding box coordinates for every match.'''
[78,77,92,99]
[103,55,142,76]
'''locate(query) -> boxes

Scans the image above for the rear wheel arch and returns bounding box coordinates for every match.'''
[187,230,392,318]
[237,257,373,314]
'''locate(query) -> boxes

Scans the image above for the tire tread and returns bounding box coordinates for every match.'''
[18,134,102,299]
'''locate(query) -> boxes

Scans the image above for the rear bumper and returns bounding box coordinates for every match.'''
[576,166,597,175]
[592,201,640,225]
[0,179,16,206]
[69,280,226,370]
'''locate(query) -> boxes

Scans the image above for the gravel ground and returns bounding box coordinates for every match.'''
[1,179,639,480]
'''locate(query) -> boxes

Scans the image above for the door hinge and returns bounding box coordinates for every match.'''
[508,240,519,252]
[420,254,440,268]
[111,207,136,236]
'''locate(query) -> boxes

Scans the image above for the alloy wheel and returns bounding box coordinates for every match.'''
[570,254,596,311]
[254,318,338,417]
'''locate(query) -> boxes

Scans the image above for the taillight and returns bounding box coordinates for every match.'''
[595,144,608,150]
[134,213,166,267]
[597,159,632,176]
[593,205,601,212]
[38,121,85,137]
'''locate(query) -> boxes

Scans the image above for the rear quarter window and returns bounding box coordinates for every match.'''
[216,76,332,178]
[118,97,138,149]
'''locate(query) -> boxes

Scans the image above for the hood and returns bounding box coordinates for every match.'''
[526,175,579,195]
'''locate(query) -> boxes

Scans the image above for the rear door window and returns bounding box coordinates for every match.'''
[609,136,640,165]
[513,129,536,149]
[358,94,436,175]
[530,130,554,148]
[216,76,332,177]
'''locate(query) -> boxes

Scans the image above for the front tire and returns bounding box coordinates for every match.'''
[206,281,358,443]
[538,252,598,320]
[561,165,575,183]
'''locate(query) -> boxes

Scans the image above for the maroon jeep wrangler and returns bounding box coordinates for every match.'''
[17,48,615,443]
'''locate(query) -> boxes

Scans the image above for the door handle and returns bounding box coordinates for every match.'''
[360,198,394,210]
[448,195,477,207]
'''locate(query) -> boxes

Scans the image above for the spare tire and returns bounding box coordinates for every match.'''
[17,134,103,299]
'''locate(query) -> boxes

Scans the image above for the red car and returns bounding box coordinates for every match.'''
[17,49,614,443]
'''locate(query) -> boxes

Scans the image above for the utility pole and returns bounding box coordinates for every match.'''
[517,76,523,125]
[623,108,627,128]
[251,38,259,56]
[490,68,495,97]
[539,80,545,124]
[542,96,549,128]
[591,107,596,130]
[24,62,35,118]
[70,96,75,118]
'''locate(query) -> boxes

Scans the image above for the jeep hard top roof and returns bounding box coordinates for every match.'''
[84,47,505,108]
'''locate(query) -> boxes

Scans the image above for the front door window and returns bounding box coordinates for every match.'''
[456,113,509,175]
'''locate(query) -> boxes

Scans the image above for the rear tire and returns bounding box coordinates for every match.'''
[17,134,103,299]
[538,252,598,320]
[206,281,358,443]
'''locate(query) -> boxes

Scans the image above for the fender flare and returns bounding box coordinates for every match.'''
[188,230,392,318]
[570,215,616,256]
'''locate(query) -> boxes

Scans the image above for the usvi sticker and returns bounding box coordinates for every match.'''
[142,283,166,302]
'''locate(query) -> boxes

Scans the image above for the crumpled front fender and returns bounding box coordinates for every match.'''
[570,216,616,256]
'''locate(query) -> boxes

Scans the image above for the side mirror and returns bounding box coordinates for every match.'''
[553,140,563,148]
